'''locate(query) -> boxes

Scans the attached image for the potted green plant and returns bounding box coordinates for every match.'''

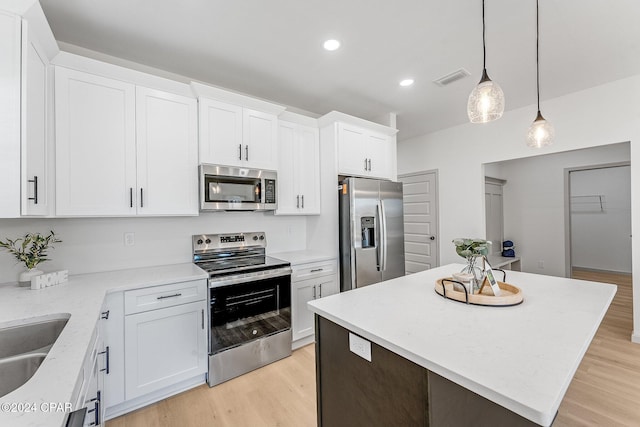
[452,238,490,291]
[0,231,62,286]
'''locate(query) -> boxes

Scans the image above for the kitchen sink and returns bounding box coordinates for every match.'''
[0,353,47,397]
[0,315,70,359]
[0,314,70,397]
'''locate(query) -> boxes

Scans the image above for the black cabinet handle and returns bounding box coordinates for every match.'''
[157,293,182,300]
[201,309,205,330]
[296,195,300,208]
[101,310,109,320]
[238,144,242,160]
[140,188,144,208]
[302,195,304,209]
[99,346,110,375]
[245,145,249,161]
[364,158,368,171]
[28,176,38,204]
[129,188,133,208]
[368,159,371,171]
[310,268,324,273]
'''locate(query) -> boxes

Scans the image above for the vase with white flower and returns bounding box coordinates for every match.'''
[452,238,489,293]
[0,231,62,286]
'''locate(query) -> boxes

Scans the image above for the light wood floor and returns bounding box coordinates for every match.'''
[109,269,638,427]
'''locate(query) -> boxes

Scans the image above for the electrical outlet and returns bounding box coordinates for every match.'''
[124,232,135,246]
[538,260,544,269]
[349,332,372,362]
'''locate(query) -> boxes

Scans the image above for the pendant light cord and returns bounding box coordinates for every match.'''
[536,0,540,113]
[482,0,487,70]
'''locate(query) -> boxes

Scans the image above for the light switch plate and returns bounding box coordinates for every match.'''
[349,332,372,362]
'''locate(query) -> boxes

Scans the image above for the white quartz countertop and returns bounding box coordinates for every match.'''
[0,263,207,427]
[270,250,337,265]
[308,264,616,426]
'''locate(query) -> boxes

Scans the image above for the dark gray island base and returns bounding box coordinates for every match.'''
[315,316,545,427]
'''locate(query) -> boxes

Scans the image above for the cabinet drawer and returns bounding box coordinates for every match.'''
[124,280,206,314]
[291,260,337,282]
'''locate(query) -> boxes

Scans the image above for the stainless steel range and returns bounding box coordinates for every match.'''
[192,232,292,387]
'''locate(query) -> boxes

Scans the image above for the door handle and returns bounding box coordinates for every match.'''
[376,203,383,270]
[245,145,249,161]
[312,285,316,299]
[28,176,38,204]
[238,144,242,160]
[201,309,205,330]
[380,201,388,271]
[99,346,110,374]
[318,283,322,297]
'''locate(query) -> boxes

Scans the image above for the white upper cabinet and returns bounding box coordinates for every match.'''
[337,122,393,180]
[198,98,243,166]
[192,82,285,171]
[135,87,198,215]
[0,12,22,218]
[55,67,137,216]
[55,63,198,217]
[242,108,278,170]
[21,21,50,216]
[276,118,320,215]
[0,7,56,218]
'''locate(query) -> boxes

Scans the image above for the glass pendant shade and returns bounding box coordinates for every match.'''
[526,111,554,148]
[467,70,505,123]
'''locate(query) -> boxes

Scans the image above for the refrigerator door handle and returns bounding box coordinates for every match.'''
[380,200,388,272]
[376,203,383,271]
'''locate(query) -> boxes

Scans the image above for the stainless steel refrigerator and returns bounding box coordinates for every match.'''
[339,177,405,292]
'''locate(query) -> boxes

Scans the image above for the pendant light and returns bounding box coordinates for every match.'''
[467,0,505,123]
[526,0,554,147]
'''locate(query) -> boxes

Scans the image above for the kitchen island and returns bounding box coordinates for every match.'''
[308,264,616,426]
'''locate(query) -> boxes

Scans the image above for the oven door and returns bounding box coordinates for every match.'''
[209,273,291,355]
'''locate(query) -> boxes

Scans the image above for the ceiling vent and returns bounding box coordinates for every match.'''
[433,68,470,87]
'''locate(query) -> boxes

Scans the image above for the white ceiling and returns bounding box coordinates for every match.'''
[39,0,640,141]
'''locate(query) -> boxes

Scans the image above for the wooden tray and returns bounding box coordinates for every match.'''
[435,277,523,306]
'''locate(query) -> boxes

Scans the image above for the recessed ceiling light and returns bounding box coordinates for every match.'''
[399,79,415,87]
[323,39,341,51]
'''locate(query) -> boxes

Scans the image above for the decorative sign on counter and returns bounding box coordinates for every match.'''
[31,270,69,290]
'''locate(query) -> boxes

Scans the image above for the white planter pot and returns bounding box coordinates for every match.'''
[18,268,43,287]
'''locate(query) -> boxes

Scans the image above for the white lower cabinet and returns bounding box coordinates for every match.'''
[124,300,207,399]
[291,260,338,344]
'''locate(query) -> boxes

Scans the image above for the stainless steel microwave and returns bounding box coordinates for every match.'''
[199,164,277,211]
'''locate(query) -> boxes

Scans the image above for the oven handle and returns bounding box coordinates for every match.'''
[209,266,292,288]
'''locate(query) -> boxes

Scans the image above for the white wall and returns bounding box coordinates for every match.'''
[397,74,640,342]
[488,144,629,277]
[570,165,631,273]
[0,213,306,283]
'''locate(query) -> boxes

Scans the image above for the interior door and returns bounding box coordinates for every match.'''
[351,178,382,288]
[398,171,439,273]
[485,180,504,255]
[380,180,405,281]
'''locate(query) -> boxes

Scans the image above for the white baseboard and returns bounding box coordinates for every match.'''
[632,331,640,344]
[292,334,315,350]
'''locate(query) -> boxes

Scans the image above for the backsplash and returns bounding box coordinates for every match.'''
[0,213,306,284]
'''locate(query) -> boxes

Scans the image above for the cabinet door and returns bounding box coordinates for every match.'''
[297,124,320,214]
[317,275,339,298]
[243,108,278,170]
[198,98,242,166]
[337,123,367,176]
[124,300,207,399]
[21,22,49,216]
[55,67,136,216]
[366,131,391,180]
[102,292,125,410]
[0,12,21,218]
[276,121,298,214]
[292,278,317,342]
[136,87,198,215]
